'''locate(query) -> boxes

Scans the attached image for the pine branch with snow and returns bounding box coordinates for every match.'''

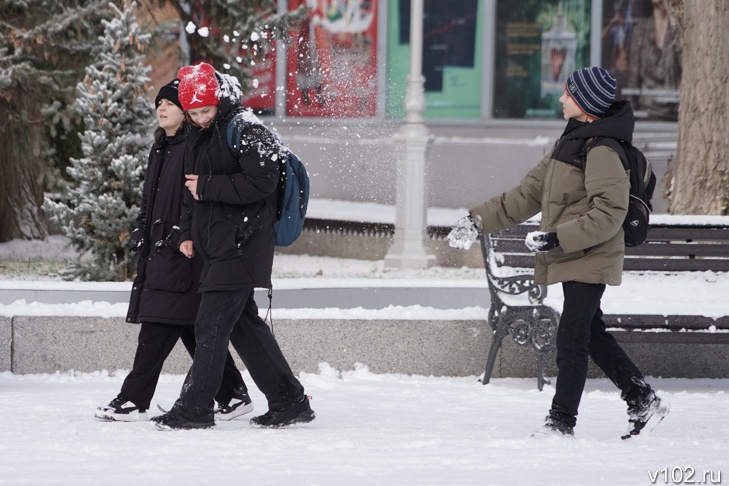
[163,0,307,84]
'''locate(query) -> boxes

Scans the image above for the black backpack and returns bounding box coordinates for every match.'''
[587,138,656,247]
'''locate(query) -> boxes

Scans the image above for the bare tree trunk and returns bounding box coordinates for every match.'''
[669,0,729,214]
[0,77,48,241]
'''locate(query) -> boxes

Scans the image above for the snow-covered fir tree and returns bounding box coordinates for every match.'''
[44,1,154,281]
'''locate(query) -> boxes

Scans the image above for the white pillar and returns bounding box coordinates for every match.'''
[384,0,436,269]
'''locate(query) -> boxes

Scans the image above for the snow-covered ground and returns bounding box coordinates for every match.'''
[0,367,727,486]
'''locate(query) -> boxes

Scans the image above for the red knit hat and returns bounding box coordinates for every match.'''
[177,62,220,110]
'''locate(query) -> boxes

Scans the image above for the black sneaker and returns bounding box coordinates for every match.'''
[95,395,147,422]
[215,392,254,421]
[151,409,215,431]
[531,414,575,438]
[622,393,670,440]
[250,395,315,428]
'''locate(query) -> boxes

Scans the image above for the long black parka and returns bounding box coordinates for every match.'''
[126,126,203,325]
[179,80,281,292]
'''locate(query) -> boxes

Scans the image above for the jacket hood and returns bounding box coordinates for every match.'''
[565,100,635,144]
[552,100,635,169]
[212,71,243,126]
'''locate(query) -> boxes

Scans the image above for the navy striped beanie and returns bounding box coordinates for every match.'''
[565,67,617,120]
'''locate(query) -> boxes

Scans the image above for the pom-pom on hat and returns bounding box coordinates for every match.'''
[177,62,220,110]
[154,79,182,110]
[565,67,617,120]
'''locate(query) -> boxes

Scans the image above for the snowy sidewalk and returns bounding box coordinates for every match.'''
[0,366,727,486]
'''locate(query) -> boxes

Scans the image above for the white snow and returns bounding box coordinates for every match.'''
[0,367,727,485]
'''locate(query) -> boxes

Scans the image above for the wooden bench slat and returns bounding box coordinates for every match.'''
[493,254,539,269]
[490,225,539,238]
[495,252,729,272]
[615,331,729,344]
[626,243,729,257]
[490,244,729,256]
[493,239,729,258]
[495,256,729,272]
[646,226,729,241]
[603,314,729,330]
[491,239,536,252]
[623,259,729,272]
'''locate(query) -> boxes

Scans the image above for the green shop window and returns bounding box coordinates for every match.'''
[387,0,484,119]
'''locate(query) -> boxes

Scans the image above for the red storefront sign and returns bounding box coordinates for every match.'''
[286,0,378,118]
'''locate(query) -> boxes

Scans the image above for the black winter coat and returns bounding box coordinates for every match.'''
[126,128,203,325]
[179,93,280,292]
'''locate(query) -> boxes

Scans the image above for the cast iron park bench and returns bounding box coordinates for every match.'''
[478,217,729,391]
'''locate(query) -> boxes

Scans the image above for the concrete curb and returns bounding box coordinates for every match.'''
[0,316,10,372]
[7,316,493,376]
[4,315,729,381]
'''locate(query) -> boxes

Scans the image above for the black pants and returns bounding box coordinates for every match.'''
[173,288,305,421]
[119,322,247,410]
[550,281,652,427]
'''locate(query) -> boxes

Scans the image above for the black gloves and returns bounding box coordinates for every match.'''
[524,231,559,252]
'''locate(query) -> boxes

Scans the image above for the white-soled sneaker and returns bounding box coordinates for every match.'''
[622,394,670,440]
[214,393,254,421]
[95,395,147,422]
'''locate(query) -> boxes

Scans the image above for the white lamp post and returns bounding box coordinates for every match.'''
[384,0,436,269]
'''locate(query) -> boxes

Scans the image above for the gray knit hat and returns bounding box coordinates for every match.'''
[565,67,617,120]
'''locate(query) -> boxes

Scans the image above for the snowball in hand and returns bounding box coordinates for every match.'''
[447,216,479,250]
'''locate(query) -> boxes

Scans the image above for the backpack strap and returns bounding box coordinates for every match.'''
[227,118,288,223]
[589,137,629,172]
[589,137,653,207]
[225,118,253,156]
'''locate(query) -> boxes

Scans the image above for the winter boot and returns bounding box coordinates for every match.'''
[249,395,315,428]
[151,409,214,431]
[531,413,575,438]
[94,395,147,422]
[621,392,670,440]
[215,392,254,421]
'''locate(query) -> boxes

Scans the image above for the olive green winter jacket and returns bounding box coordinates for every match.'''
[470,102,634,286]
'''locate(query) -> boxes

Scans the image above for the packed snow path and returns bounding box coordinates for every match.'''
[0,366,727,486]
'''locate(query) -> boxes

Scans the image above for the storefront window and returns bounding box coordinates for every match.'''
[387,0,483,119]
[285,0,379,118]
[601,0,680,121]
[240,37,277,116]
[492,0,591,119]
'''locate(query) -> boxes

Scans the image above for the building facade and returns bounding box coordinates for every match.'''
[147,0,679,212]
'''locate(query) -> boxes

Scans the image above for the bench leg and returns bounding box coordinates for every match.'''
[536,348,551,392]
[481,319,509,385]
[533,310,559,391]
